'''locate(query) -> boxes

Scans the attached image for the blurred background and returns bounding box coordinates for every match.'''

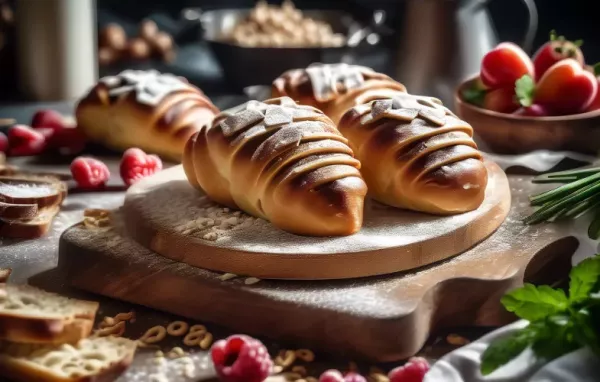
[0,0,597,105]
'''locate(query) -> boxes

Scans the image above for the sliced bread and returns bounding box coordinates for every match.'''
[0,284,99,345]
[0,336,137,382]
[0,206,61,239]
[0,175,67,210]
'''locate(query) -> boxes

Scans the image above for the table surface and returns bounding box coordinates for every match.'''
[0,102,500,381]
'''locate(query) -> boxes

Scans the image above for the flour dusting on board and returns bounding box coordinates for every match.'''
[0,182,55,198]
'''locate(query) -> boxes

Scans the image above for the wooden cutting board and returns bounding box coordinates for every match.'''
[58,163,577,361]
[121,161,510,279]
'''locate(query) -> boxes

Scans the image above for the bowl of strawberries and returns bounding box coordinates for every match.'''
[455,31,600,154]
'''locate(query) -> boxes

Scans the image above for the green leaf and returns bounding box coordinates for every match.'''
[573,39,584,47]
[481,327,535,375]
[461,85,486,107]
[569,255,600,303]
[549,29,558,41]
[593,63,600,77]
[515,75,535,107]
[572,308,600,356]
[590,212,600,240]
[531,314,580,360]
[501,284,569,321]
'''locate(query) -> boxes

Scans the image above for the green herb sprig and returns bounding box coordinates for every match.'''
[480,254,600,375]
[524,166,600,239]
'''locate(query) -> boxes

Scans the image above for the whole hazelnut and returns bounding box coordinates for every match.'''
[139,19,158,42]
[126,37,151,60]
[98,47,120,66]
[151,32,176,62]
[99,23,127,50]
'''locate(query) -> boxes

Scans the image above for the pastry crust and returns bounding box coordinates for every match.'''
[338,93,488,214]
[183,97,367,236]
[76,70,219,161]
[272,63,406,124]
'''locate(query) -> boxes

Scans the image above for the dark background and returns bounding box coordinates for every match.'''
[0,0,597,100]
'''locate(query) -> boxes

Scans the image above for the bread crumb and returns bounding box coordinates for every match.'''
[245,277,261,285]
[167,346,186,358]
[446,334,470,346]
[219,273,238,281]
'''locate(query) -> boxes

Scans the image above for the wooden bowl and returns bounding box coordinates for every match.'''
[454,77,600,154]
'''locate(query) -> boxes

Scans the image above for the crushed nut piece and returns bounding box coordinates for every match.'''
[219,273,238,281]
[446,334,470,346]
[245,277,261,285]
[295,349,314,362]
[168,346,186,358]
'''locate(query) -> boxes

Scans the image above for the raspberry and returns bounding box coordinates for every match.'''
[388,357,430,382]
[70,157,110,189]
[319,370,344,382]
[7,125,46,156]
[0,131,7,153]
[119,148,163,186]
[31,109,66,132]
[211,334,272,382]
[343,373,367,382]
[47,127,87,155]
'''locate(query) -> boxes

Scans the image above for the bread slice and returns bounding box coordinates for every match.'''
[0,206,61,239]
[0,176,67,210]
[0,269,11,283]
[0,284,99,345]
[0,336,137,382]
[0,200,38,220]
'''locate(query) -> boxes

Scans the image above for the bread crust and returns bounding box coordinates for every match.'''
[183,97,368,236]
[338,93,488,214]
[272,63,406,124]
[76,70,219,162]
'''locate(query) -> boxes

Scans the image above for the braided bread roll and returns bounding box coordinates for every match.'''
[183,97,367,236]
[76,70,219,161]
[272,63,406,124]
[338,93,488,215]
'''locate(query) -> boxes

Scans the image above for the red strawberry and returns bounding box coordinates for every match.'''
[480,42,534,89]
[7,125,46,156]
[319,370,344,382]
[70,157,110,189]
[388,357,430,382]
[119,148,163,186]
[533,30,584,81]
[0,131,8,153]
[31,109,66,132]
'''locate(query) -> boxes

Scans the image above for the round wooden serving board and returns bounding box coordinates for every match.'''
[123,160,510,280]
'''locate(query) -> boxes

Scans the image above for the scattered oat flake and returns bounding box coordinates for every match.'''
[219,273,238,281]
[245,277,261,285]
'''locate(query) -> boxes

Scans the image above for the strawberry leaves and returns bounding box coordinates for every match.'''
[501,284,568,321]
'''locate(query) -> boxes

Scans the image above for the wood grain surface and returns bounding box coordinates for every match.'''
[59,173,577,361]
[122,161,510,280]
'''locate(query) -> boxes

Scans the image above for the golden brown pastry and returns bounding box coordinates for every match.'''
[183,97,367,236]
[338,93,488,215]
[76,70,219,161]
[272,63,407,124]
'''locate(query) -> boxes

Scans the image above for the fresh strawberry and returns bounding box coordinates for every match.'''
[480,42,534,89]
[483,87,519,113]
[0,131,7,153]
[319,370,345,382]
[70,157,110,189]
[534,59,598,115]
[584,65,600,112]
[533,30,584,81]
[513,104,550,117]
[119,148,163,186]
[388,357,430,382]
[31,109,66,132]
[7,125,46,156]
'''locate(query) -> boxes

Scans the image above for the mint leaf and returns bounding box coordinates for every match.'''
[481,327,535,375]
[501,284,568,321]
[593,63,600,77]
[515,75,535,107]
[569,255,600,304]
[532,314,580,360]
[572,308,600,356]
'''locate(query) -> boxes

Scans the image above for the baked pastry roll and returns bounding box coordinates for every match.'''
[338,93,488,215]
[183,97,367,236]
[272,63,406,124]
[76,70,219,161]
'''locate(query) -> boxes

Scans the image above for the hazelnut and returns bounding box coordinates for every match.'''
[126,37,151,60]
[139,19,158,42]
[151,32,175,62]
[99,23,127,50]
[98,47,119,66]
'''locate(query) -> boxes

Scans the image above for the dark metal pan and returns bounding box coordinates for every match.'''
[182,8,383,90]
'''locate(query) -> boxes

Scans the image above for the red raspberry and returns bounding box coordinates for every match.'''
[119,148,162,186]
[343,373,367,382]
[388,357,430,382]
[7,125,46,156]
[0,131,7,153]
[211,334,272,382]
[70,157,110,189]
[31,109,66,132]
[319,370,344,382]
